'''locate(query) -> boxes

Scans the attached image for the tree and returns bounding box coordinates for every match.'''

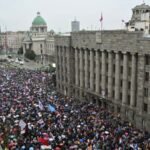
[25,50,36,60]
[18,47,23,55]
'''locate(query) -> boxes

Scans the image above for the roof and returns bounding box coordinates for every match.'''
[133,3,150,10]
[32,12,47,26]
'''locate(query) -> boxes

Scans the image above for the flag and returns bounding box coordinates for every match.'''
[38,100,44,110]
[100,13,103,22]
[48,104,56,112]
[19,120,26,130]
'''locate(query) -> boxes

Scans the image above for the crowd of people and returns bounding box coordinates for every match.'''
[0,66,150,150]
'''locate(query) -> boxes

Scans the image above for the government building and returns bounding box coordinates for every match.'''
[23,12,55,64]
[55,3,150,131]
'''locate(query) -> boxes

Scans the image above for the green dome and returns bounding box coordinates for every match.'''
[32,12,47,26]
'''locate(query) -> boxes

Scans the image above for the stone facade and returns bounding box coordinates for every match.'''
[1,31,25,53]
[55,30,150,132]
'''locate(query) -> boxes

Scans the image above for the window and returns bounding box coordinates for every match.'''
[143,103,148,112]
[144,88,148,97]
[120,92,122,100]
[120,66,123,74]
[127,95,130,105]
[145,55,150,65]
[113,78,115,85]
[120,80,123,87]
[113,64,115,73]
[145,72,149,81]
[128,67,131,76]
[112,90,115,98]
[128,81,131,89]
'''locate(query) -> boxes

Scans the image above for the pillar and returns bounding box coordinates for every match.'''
[130,53,136,107]
[84,49,88,89]
[122,52,128,105]
[80,49,83,88]
[108,52,113,99]
[101,51,106,97]
[115,52,120,101]
[75,49,79,86]
[90,50,94,91]
[59,47,62,92]
[96,50,100,93]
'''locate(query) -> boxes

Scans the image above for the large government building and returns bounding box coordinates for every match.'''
[55,3,150,131]
[23,12,55,64]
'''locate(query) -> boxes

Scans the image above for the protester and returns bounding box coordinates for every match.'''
[0,66,150,150]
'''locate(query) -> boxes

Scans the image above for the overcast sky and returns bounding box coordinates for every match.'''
[0,0,149,33]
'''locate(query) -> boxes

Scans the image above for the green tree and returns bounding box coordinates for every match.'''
[25,50,36,60]
[17,47,23,55]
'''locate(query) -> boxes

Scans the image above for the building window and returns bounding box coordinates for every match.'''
[120,92,122,100]
[117,107,121,113]
[127,95,130,105]
[112,90,115,99]
[128,81,131,89]
[145,72,149,81]
[145,54,150,65]
[106,77,108,85]
[106,64,108,73]
[120,66,123,74]
[143,103,148,112]
[128,67,131,76]
[113,78,115,85]
[120,80,123,87]
[144,88,148,97]
[113,64,115,73]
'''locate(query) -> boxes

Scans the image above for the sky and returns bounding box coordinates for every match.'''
[0,0,149,33]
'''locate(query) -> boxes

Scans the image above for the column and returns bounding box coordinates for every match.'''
[122,52,128,104]
[108,52,113,99]
[56,47,59,89]
[63,47,66,83]
[96,50,100,93]
[59,47,62,92]
[130,53,136,107]
[115,52,120,101]
[75,49,79,86]
[90,50,94,91]
[84,49,88,89]
[66,47,71,96]
[101,51,106,97]
[136,54,145,114]
[80,49,83,88]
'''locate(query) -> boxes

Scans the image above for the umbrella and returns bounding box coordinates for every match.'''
[104,131,109,134]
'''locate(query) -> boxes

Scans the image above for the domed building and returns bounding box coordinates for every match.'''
[23,12,55,64]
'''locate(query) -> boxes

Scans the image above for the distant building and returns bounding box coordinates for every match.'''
[0,31,25,53]
[71,19,80,32]
[127,3,150,34]
[23,12,55,64]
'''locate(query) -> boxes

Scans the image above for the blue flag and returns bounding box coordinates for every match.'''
[48,104,56,112]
